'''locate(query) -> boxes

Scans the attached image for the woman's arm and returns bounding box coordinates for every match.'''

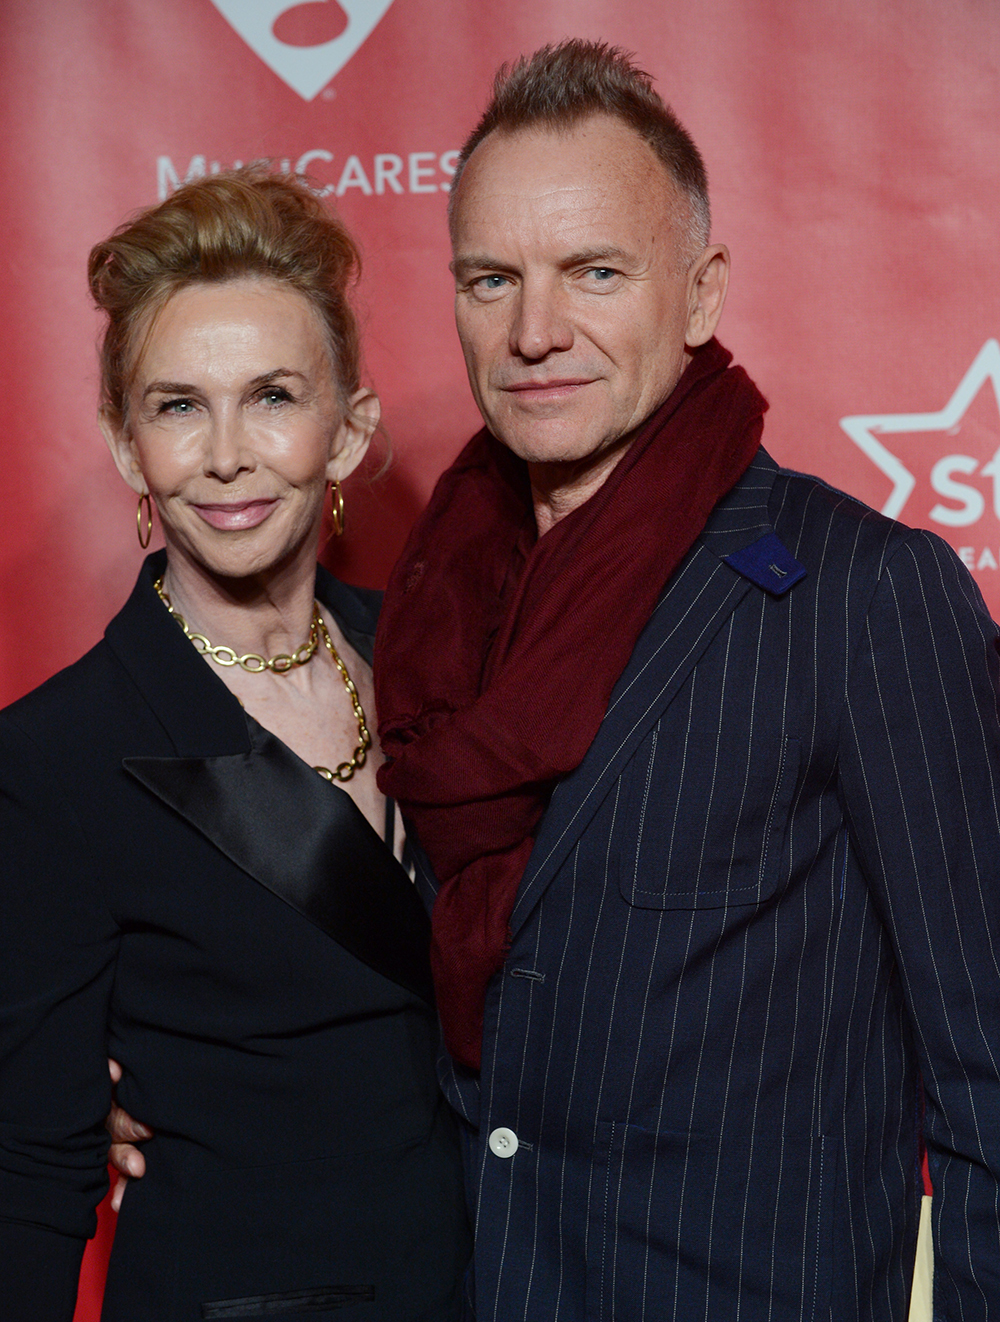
[0,712,119,1319]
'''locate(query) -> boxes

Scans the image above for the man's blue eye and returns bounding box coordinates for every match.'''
[591,268,616,280]
[479,275,507,289]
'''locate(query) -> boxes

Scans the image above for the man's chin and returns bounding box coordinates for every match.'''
[487,416,635,473]
[486,419,609,466]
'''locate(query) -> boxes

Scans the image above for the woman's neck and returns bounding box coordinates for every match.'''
[160,546,320,668]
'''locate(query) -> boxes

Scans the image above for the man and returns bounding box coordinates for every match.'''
[372,39,1000,1320]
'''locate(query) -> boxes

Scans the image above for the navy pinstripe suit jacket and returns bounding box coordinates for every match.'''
[417,447,1000,1321]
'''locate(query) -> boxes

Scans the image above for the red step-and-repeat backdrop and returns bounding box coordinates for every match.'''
[1,3,998,1317]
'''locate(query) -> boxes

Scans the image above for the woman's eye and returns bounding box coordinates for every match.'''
[260,388,293,406]
[159,398,195,415]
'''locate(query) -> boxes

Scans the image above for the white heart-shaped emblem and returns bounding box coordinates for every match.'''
[209,0,395,101]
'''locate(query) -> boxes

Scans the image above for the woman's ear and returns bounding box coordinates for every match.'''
[684,245,730,349]
[327,388,381,483]
[100,410,147,496]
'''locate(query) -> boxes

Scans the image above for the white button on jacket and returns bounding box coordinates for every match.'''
[488,1127,519,1158]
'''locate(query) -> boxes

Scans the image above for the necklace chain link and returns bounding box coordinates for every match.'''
[154,576,371,782]
[154,576,319,674]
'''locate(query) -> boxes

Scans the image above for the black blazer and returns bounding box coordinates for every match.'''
[0,553,469,1321]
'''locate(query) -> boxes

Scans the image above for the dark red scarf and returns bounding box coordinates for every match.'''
[375,340,767,1068]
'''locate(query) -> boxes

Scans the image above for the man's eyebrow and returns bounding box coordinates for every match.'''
[561,246,633,268]
[450,247,636,280]
[450,253,514,279]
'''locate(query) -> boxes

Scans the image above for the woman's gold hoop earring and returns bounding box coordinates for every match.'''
[330,481,345,537]
[137,492,153,549]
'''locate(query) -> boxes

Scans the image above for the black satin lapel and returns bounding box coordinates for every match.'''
[124,724,433,1004]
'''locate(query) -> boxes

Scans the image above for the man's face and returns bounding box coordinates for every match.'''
[450,114,724,471]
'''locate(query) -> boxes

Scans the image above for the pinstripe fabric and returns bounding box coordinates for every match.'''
[415,448,1000,1321]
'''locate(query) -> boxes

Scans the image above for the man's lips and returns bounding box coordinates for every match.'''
[191,499,279,530]
[500,378,594,402]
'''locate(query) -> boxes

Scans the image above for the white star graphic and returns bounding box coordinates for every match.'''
[840,339,1000,519]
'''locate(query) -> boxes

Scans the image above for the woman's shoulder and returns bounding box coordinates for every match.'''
[2,558,174,755]
[2,638,120,743]
[2,558,163,738]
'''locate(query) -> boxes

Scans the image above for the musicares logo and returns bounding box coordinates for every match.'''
[209,0,395,100]
[840,340,1000,573]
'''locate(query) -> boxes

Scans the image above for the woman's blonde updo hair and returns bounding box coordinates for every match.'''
[88,167,362,431]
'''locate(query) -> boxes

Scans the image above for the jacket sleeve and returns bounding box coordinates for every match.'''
[0,711,119,1319]
[839,529,1000,1319]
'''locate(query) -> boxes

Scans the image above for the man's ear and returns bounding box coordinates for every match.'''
[327,388,381,484]
[99,410,147,496]
[685,245,730,348]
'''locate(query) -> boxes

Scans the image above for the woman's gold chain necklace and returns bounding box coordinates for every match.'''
[154,576,371,782]
[154,576,319,673]
[312,614,372,782]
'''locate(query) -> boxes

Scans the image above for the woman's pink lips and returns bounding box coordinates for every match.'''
[192,499,278,530]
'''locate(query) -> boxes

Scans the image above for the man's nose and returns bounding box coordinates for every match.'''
[509,281,573,360]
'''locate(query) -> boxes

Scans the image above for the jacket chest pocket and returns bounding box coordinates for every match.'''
[618,728,801,910]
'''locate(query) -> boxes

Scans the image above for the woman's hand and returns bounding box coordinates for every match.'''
[106,1058,153,1211]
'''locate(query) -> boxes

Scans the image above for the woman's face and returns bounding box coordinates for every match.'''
[103,277,378,584]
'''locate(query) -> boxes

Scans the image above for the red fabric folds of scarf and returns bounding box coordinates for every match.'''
[375,339,767,1069]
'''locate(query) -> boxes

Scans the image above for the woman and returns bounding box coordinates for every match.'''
[0,169,469,1320]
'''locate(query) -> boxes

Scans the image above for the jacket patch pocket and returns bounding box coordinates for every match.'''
[202,1286,374,1317]
[619,731,800,910]
[586,1122,836,1321]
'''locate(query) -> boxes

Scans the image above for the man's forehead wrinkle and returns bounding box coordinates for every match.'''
[456,192,659,266]
[462,180,609,222]
[466,197,675,259]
